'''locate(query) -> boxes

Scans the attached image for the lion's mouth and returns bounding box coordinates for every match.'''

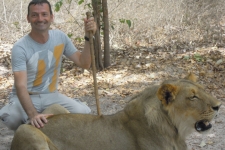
[195,120,212,132]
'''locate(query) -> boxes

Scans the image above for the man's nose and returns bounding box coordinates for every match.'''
[37,15,44,21]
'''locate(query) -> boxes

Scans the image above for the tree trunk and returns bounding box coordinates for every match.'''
[92,0,104,71]
[102,0,110,68]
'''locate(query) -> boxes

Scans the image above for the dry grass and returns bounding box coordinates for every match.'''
[0,0,225,50]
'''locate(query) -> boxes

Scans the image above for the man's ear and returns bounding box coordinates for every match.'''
[27,15,30,23]
[157,84,178,106]
[50,14,54,22]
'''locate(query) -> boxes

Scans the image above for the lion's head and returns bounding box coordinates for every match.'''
[155,73,221,137]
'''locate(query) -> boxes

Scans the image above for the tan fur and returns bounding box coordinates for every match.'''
[11,74,221,150]
[42,104,70,115]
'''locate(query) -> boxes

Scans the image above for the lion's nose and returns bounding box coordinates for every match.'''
[212,104,221,111]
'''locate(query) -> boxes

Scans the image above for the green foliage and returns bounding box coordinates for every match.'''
[54,0,91,11]
[119,19,132,28]
[184,54,204,62]
[78,0,84,5]
[126,20,131,28]
[78,0,92,9]
[66,0,72,4]
[67,33,73,38]
[86,3,93,9]
[75,37,83,43]
[119,19,125,23]
[54,0,132,39]
[13,22,20,29]
[55,0,63,12]
[67,34,83,43]
[111,25,115,30]
[54,0,132,30]
[183,55,190,60]
[194,53,204,62]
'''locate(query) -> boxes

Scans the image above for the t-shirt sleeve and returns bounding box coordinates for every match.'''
[11,45,27,72]
[61,31,78,57]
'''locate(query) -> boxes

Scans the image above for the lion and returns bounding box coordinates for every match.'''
[10,73,221,150]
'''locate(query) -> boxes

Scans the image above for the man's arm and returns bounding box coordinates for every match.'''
[68,17,96,69]
[14,71,51,128]
[68,40,91,69]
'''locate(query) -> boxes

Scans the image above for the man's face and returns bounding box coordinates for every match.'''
[27,3,53,32]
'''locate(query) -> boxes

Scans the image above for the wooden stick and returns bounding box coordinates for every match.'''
[86,12,101,115]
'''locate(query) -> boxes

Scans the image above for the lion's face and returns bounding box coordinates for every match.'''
[157,74,221,136]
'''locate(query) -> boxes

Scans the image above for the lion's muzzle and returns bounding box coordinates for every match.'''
[195,120,212,132]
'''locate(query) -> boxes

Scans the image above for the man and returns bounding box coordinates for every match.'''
[0,0,97,131]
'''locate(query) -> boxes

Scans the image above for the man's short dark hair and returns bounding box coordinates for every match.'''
[28,0,53,15]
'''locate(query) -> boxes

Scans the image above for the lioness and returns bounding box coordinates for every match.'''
[11,73,221,150]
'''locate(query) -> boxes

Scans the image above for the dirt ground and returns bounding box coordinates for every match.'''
[0,44,225,150]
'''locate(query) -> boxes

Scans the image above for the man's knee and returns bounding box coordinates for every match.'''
[0,111,23,131]
[52,93,91,114]
[0,102,25,131]
[69,99,91,114]
[42,104,69,114]
[71,106,91,114]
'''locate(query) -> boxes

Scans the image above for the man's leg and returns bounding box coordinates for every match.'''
[0,94,28,131]
[0,94,42,131]
[40,92,91,114]
[42,104,69,114]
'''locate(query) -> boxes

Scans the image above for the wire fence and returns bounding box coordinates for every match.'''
[0,0,225,49]
[0,0,89,42]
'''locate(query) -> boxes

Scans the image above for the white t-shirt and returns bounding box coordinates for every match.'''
[11,29,77,94]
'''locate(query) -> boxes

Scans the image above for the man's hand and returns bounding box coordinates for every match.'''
[14,71,53,129]
[29,113,53,128]
[84,17,97,36]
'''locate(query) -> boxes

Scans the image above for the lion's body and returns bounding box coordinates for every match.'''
[11,74,221,150]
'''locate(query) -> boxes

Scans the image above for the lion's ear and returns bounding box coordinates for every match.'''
[157,84,178,105]
[185,73,197,82]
